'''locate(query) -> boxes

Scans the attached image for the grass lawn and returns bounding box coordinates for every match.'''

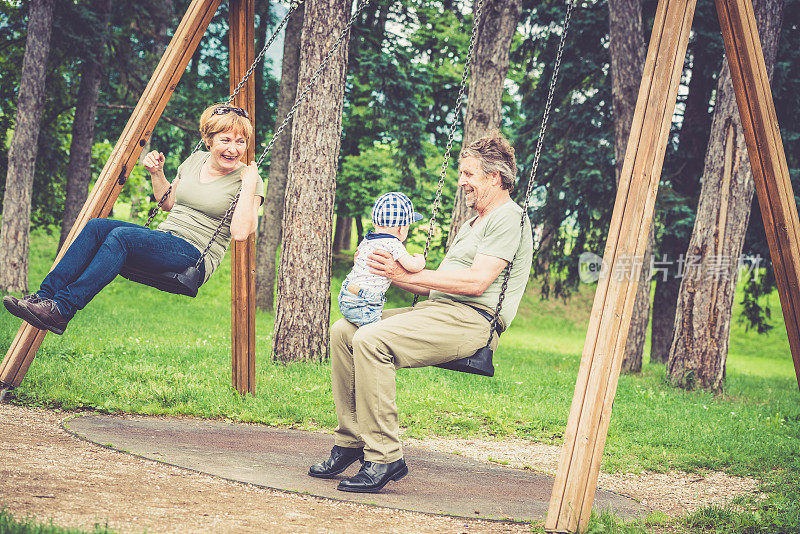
[2,227,799,533]
[0,509,113,534]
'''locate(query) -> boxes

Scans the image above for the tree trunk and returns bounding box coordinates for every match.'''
[608,0,649,372]
[59,0,112,250]
[254,1,271,125]
[332,216,352,253]
[255,4,304,311]
[341,217,351,250]
[354,216,363,243]
[272,0,352,362]
[621,231,653,373]
[0,0,55,293]
[447,0,522,247]
[650,270,681,363]
[667,0,784,392]
[650,25,718,364]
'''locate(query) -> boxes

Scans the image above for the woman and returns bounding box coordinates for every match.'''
[2,103,264,335]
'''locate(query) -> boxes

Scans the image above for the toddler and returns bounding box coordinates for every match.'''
[338,192,426,326]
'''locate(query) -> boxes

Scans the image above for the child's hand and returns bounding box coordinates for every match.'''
[412,253,425,261]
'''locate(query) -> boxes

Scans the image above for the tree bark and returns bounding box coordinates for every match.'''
[255,4,304,311]
[667,0,784,392]
[650,26,718,364]
[272,0,352,362]
[608,0,649,373]
[59,0,113,250]
[447,0,522,247]
[0,0,55,293]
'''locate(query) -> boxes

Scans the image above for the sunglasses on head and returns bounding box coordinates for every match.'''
[212,106,250,119]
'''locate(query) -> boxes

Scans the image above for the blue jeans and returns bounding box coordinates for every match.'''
[338,279,385,327]
[38,218,203,319]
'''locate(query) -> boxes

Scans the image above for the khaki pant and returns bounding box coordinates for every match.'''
[330,298,500,463]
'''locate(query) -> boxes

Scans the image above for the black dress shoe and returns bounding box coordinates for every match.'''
[308,445,364,478]
[337,458,408,493]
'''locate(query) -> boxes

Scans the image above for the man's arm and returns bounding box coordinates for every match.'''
[390,279,430,296]
[368,249,508,296]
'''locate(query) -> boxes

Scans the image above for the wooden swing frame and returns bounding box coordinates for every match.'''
[1,0,798,532]
[0,0,258,396]
[545,0,800,530]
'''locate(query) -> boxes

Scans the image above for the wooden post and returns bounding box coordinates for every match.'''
[0,0,222,392]
[714,0,800,391]
[545,0,697,530]
[229,0,256,395]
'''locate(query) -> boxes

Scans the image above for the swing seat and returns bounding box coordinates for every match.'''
[434,304,499,377]
[435,345,495,377]
[118,265,202,298]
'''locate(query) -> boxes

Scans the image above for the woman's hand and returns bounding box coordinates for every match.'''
[241,161,260,188]
[142,151,165,175]
[367,249,409,281]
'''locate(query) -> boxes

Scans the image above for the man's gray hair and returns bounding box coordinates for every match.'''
[459,133,517,191]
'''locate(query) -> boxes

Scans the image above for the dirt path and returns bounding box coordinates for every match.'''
[0,404,528,533]
[1,404,760,533]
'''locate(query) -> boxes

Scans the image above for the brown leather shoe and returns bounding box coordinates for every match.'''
[2,295,47,330]
[19,298,69,335]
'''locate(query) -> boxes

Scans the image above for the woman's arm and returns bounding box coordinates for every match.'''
[230,162,263,241]
[142,151,178,211]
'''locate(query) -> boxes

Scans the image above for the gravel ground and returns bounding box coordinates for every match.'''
[1,404,760,533]
[405,437,760,517]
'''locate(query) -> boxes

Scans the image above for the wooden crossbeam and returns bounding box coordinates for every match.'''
[229,0,257,395]
[0,0,222,390]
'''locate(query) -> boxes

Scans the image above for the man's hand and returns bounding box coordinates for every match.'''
[367,249,409,281]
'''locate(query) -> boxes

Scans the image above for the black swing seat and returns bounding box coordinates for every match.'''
[435,345,495,377]
[434,304,501,377]
[118,265,203,298]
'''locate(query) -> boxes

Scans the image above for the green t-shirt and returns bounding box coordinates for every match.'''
[429,199,533,329]
[157,151,264,282]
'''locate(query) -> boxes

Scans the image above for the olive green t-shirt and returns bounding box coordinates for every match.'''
[157,151,264,282]
[429,200,533,329]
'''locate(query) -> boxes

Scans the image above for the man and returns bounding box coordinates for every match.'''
[308,133,533,493]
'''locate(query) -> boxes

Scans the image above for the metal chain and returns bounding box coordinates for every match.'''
[487,0,575,340]
[412,0,485,307]
[142,0,307,229]
[194,190,242,269]
[255,0,374,168]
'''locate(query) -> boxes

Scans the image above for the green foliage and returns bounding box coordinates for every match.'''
[513,0,616,299]
[741,268,776,335]
[338,0,476,250]
[337,143,402,221]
